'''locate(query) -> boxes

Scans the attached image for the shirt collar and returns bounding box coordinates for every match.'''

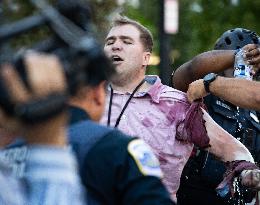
[145,75,164,103]
[68,105,90,125]
[107,75,164,103]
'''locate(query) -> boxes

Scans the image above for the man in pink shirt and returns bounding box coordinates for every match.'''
[101,15,260,201]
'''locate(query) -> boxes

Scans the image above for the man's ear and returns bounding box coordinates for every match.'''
[74,81,106,122]
[89,81,106,122]
[92,81,106,106]
[143,52,151,67]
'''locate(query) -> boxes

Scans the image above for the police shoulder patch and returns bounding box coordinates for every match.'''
[127,139,163,178]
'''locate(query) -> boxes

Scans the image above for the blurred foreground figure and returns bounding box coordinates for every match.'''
[0,52,86,205]
[172,28,260,205]
[101,16,260,203]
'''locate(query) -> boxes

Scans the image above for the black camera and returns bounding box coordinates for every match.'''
[0,0,111,123]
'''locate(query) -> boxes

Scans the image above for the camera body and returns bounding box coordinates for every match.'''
[0,0,110,123]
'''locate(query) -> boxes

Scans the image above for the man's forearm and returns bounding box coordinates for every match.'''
[172,50,235,92]
[210,76,260,110]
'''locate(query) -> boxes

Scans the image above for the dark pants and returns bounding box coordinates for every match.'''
[177,153,255,205]
[177,152,228,205]
[177,177,226,205]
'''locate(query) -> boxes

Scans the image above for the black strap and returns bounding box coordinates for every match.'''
[15,93,68,124]
[107,79,145,128]
[107,85,114,127]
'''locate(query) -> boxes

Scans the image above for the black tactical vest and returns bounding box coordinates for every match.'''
[204,95,260,164]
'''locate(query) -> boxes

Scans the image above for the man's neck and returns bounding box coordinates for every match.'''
[111,75,151,93]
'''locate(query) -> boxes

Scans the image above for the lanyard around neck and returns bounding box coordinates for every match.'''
[107,79,146,128]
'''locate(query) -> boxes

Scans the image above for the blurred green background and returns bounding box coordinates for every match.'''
[2,0,260,76]
[121,0,260,76]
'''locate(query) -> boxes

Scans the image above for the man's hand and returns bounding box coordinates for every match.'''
[241,169,260,190]
[0,51,68,146]
[187,79,208,103]
[243,44,260,75]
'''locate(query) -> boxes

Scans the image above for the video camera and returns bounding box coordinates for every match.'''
[0,0,111,123]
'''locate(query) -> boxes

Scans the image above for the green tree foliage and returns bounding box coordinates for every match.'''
[88,0,118,41]
[0,0,119,47]
[179,0,260,60]
[121,0,260,71]
[1,1,48,48]
[2,0,260,73]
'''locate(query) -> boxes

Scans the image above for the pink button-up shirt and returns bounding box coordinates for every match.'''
[100,75,194,195]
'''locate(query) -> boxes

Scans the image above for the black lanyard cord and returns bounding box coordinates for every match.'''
[107,85,113,127]
[107,79,146,128]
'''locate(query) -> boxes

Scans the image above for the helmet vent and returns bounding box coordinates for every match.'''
[252,37,258,44]
[214,28,260,50]
[238,34,244,41]
[225,37,231,45]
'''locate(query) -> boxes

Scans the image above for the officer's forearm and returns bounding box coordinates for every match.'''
[209,77,260,110]
[172,50,235,92]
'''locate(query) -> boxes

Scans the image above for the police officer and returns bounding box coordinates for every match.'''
[172,28,260,205]
[67,49,175,205]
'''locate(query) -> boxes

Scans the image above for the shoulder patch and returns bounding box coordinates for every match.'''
[128,139,163,178]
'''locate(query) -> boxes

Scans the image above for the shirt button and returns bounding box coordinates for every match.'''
[122,115,127,120]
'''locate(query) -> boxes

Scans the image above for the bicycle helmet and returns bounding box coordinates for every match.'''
[214,28,260,50]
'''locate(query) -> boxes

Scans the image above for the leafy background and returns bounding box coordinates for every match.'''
[1,0,260,76]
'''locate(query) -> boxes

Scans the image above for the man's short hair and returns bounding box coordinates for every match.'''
[111,15,153,53]
[70,51,115,94]
[84,55,115,87]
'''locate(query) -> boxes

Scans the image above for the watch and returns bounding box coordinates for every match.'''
[203,73,218,93]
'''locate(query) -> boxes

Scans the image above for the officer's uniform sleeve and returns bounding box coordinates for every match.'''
[84,130,175,205]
